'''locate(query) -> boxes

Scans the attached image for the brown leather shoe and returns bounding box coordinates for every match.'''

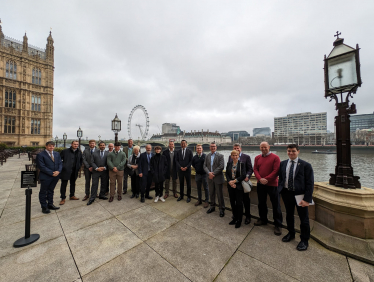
[195,201,202,206]
[105,192,108,196]
[174,194,179,198]
[109,196,114,202]
[164,194,169,199]
[96,194,99,198]
[82,195,89,201]
[118,195,122,201]
[203,202,209,208]
[70,196,79,200]
[59,199,65,205]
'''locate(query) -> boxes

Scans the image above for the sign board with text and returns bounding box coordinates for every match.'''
[21,171,37,188]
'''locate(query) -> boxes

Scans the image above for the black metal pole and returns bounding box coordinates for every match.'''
[115,132,118,143]
[13,186,40,247]
[64,140,66,148]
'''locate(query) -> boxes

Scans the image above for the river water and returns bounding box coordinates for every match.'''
[218,150,374,189]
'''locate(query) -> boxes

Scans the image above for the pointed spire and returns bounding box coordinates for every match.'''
[46,30,54,60]
[23,32,28,52]
[0,19,4,40]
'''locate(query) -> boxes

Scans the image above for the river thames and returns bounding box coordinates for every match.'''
[218,150,374,189]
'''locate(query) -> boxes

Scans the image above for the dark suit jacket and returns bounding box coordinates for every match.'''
[225,161,246,190]
[91,150,109,171]
[138,152,154,176]
[150,154,168,183]
[278,158,314,203]
[203,152,225,184]
[36,150,63,181]
[228,153,253,177]
[60,147,83,180]
[82,147,96,169]
[175,148,193,171]
[162,149,177,180]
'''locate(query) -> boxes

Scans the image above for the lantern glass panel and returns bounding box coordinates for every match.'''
[328,52,357,90]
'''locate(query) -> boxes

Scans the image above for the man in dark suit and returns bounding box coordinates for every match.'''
[175,140,193,203]
[122,139,134,195]
[203,142,225,217]
[88,141,109,205]
[278,144,314,251]
[36,141,63,214]
[162,140,178,199]
[59,140,83,205]
[82,140,96,201]
[228,143,253,224]
[138,144,154,202]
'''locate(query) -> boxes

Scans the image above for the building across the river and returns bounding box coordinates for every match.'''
[274,112,327,145]
[150,129,232,144]
[162,123,181,134]
[221,130,250,142]
[253,127,271,137]
[0,24,54,146]
[350,112,374,132]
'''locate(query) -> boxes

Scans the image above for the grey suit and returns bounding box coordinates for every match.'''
[82,148,95,196]
[122,146,134,192]
[90,150,109,201]
[204,152,225,210]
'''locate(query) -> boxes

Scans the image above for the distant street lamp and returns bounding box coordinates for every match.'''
[63,133,67,148]
[324,31,362,188]
[111,113,121,143]
[77,126,83,149]
[98,135,101,141]
[55,135,58,147]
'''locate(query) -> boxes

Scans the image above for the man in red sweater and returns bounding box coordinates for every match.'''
[253,142,283,236]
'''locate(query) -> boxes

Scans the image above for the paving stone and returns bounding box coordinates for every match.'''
[239,225,352,282]
[0,236,80,282]
[83,243,189,282]
[149,196,202,220]
[117,205,178,240]
[0,213,63,258]
[348,257,374,282]
[182,208,253,248]
[98,194,145,216]
[57,203,113,234]
[0,202,48,226]
[216,250,298,282]
[66,218,142,276]
[147,222,235,282]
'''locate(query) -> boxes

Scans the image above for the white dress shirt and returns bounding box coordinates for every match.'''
[285,157,298,188]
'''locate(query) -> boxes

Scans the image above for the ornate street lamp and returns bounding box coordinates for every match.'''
[111,113,121,143]
[55,135,58,147]
[324,31,362,188]
[77,126,83,149]
[98,135,101,141]
[63,133,67,148]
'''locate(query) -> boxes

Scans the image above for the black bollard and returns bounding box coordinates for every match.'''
[13,186,40,248]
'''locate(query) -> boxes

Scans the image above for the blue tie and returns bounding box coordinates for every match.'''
[147,154,151,171]
[91,149,93,155]
[288,160,295,190]
[101,151,104,159]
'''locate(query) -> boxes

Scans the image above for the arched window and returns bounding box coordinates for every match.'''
[32,68,41,85]
[31,95,41,111]
[6,61,17,79]
[5,90,16,108]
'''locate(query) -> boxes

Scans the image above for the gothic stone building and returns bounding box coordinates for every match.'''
[0,25,54,146]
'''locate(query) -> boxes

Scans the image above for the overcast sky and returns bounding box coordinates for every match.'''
[2,1,374,140]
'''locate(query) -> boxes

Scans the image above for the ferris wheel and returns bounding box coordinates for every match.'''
[127,105,150,140]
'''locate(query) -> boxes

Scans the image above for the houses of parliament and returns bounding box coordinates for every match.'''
[0,23,54,146]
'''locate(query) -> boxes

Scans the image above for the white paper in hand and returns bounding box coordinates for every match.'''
[295,194,314,206]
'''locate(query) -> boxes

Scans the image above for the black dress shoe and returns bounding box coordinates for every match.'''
[186,197,191,203]
[48,204,60,210]
[207,207,215,214]
[99,196,108,200]
[42,207,50,214]
[145,195,153,200]
[282,233,295,242]
[245,217,251,225]
[177,196,184,201]
[135,194,139,198]
[254,219,267,226]
[130,194,135,199]
[140,197,145,203]
[220,210,225,217]
[296,241,308,251]
[274,226,282,236]
[235,221,241,228]
[229,219,236,225]
[87,199,94,205]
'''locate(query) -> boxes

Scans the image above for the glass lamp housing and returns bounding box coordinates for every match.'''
[77,127,83,138]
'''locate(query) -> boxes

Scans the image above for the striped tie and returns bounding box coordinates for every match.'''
[288,160,294,190]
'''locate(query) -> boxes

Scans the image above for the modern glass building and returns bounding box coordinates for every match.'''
[350,113,374,132]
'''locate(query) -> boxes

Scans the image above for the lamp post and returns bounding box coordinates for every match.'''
[77,127,83,150]
[324,31,362,188]
[63,133,67,148]
[98,135,101,141]
[55,135,58,147]
[111,113,121,143]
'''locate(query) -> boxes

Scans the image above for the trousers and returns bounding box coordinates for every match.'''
[39,177,59,208]
[178,170,191,197]
[60,172,77,199]
[257,183,283,227]
[208,180,225,210]
[84,168,92,196]
[90,170,108,201]
[195,173,209,202]
[109,170,123,197]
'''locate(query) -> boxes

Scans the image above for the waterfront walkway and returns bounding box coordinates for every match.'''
[1,155,374,282]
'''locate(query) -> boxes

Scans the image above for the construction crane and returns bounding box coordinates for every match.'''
[135,124,144,139]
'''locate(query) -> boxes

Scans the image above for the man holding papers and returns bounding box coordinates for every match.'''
[278,144,314,251]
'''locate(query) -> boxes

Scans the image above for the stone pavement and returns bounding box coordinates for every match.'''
[1,155,374,282]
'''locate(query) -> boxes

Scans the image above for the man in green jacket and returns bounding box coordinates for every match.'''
[107,142,127,202]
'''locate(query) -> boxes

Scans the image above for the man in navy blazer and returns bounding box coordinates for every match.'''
[138,144,154,202]
[36,141,63,214]
[278,144,314,251]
